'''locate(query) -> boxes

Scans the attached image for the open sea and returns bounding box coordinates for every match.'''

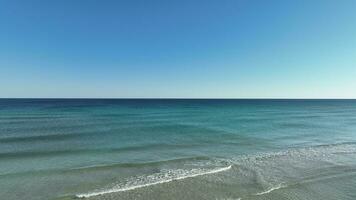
[1,99,356,200]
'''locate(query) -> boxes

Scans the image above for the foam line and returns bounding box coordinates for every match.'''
[76,165,231,198]
[255,184,285,195]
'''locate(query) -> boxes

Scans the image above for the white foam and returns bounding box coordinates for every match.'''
[255,183,285,195]
[76,165,232,198]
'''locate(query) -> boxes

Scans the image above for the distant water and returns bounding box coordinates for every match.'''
[1,99,356,200]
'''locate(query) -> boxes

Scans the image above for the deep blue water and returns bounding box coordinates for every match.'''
[1,99,356,200]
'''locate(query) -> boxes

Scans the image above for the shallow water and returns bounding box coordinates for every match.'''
[0,99,355,200]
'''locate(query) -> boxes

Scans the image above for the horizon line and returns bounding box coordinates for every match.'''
[1,97,356,100]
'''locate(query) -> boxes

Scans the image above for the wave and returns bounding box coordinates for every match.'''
[4,142,356,199]
[0,149,97,159]
[254,183,286,195]
[224,142,356,198]
[75,165,232,198]
[0,142,206,159]
[0,127,115,144]
[252,167,356,197]
[0,133,83,143]
[0,156,209,177]
[70,156,209,171]
[227,142,356,164]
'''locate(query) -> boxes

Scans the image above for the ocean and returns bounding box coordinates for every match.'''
[0,99,356,200]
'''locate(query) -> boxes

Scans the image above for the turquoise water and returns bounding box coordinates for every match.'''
[1,99,356,200]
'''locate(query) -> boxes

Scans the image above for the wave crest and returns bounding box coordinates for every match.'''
[76,165,231,198]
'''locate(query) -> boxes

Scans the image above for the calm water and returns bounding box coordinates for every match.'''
[1,99,356,200]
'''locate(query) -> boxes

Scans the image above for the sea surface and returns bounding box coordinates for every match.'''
[1,99,356,200]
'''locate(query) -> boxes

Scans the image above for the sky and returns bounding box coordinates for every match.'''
[0,0,356,98]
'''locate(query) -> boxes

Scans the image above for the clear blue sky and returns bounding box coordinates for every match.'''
[1,0,355,98]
